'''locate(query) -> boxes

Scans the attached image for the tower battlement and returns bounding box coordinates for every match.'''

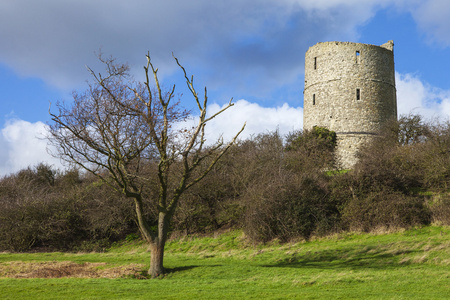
[303,41,397,168]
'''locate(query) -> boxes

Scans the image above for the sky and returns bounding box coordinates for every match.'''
[1,0,450,176]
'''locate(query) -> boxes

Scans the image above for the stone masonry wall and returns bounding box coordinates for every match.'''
[303,41,397,168]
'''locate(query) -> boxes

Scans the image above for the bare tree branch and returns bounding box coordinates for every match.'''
[48,52,244,278]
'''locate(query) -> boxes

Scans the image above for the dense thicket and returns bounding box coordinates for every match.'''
[0,166,136,251]
[0,115,449,251]
[336,115,450,230]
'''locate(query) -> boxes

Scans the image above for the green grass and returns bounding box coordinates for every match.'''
[1,226,449,299]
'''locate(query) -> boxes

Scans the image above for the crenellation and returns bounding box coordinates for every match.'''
[303,41,397,168]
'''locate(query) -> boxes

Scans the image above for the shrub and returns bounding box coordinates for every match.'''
[0,165,139,251]
[341,189,431,231]
[427,194,450,225]
[243,170,342,242]
[241,131,341,243]
[285,127,337,170]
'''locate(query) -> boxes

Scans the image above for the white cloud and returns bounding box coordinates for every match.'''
[396,72,450,120]
[179,100,303,144]
[0,101,302,176]
[0,120,62,176]
[407,0,450,46]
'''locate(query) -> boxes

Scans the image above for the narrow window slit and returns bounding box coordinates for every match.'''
[313,94,316,105]
[356,51,360,64]
[314,57,317,69]
[356,89,361,100]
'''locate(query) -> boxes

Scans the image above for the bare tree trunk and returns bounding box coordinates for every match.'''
[148,212,169,278]
[149,241,165,278]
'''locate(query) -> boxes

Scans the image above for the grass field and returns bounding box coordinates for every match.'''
[0,226,449,299]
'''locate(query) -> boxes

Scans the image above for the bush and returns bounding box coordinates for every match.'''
[341,189,431,231]
[243,172,338,242]
[420,122,450,192]
[285,127,337,170]
[339,115,449,231]
[0,193,85,251]
[241,131,341,242]
[427,194,450,225]
[0,165,139,251]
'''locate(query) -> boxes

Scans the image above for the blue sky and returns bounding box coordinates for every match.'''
[1,0,450,175]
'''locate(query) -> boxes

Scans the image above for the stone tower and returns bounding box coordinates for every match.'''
[303,41,397,168]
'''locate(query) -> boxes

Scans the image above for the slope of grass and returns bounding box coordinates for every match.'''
[0,226,449,299]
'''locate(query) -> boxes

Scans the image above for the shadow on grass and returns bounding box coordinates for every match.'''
[165,264,223,273]
[165,265,200,273]
[263,245,418,270]
[132,265,205,279]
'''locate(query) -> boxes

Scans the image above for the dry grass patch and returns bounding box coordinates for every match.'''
[0,261,145,279]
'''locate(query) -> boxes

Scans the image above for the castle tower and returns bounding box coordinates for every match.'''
[303,41,397,168]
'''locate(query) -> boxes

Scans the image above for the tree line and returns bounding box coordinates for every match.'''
[1,115,448,254]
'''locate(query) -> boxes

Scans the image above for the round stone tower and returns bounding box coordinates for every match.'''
[303,41,397,168]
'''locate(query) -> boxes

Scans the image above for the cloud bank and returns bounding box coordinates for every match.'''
[407,0,450,46]
[0,101,302,177]
[199,100,303,143]
[396,72,450,119]
[0,120,62,176]
[0,0,402,96]
[2,0,450,119]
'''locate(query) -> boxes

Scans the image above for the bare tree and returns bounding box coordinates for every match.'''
[48,53,245,277]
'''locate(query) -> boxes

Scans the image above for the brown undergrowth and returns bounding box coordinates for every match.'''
[0,261,146,279]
